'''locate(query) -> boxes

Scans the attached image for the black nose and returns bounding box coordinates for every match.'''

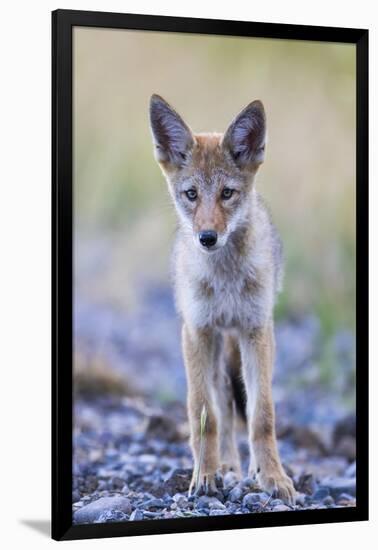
[199,230,218,248]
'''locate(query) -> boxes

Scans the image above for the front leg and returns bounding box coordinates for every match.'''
[239,324,296,504]
[182,324,220,495]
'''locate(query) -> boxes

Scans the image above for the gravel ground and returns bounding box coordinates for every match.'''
[73,394,356,524]
[73,288,356,524]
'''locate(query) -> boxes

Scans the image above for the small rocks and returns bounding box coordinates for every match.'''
[73,501,85,508]
[312,487,330,501]
[172,493,189,508]
[163,468,192,494]
[73,342,357,524]
[209,509,228,516]
[111,476,126,490]
[129,509,144,521]
[242,493,266,510]
[143,510,161,518]
[96,510,129,523]
[295,493,306,507]
[334,492,356,507]
[209,500,226,511]
[145,414,182,443]
[74,496,132,524]
[228,486,243,503]
[240,477,258,491]
[323,496,335,506]
[97,480,108,491]
[223,471,239,488]
[143,498,167,509]
[320,477,356,499]
[72,489,81,503]
[295,473,316,495]
[196,496,224,510]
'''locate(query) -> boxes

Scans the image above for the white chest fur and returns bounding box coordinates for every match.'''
[174,238,274,332]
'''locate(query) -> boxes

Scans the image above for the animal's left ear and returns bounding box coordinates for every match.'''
[222,100,266,169]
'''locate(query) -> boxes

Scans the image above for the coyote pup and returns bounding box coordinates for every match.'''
[149,95,296,503]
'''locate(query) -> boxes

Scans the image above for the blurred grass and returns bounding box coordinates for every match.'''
[73,28,356,358]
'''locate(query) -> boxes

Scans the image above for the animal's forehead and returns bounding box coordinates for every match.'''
[187,169,236,190]
[183,132,241,184]
[191,133,229,169]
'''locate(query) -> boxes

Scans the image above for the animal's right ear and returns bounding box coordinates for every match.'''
[149,95,194,169]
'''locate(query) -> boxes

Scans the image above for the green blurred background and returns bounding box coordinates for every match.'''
[73,27,356,395]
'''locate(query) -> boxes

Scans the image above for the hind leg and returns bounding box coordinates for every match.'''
[215,335,242,477]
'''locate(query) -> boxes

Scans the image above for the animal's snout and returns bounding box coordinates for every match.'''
[199,230,218,248]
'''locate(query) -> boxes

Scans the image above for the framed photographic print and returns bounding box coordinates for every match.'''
[52,9,369,541]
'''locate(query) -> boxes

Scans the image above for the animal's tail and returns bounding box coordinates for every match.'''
[224,334,247,422]
[230,368,247,421]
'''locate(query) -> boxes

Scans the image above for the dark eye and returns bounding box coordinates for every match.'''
[221,188,234,200]
[185,189,197,201]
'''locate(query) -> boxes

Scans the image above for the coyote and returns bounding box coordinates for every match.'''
[149,95,296,503]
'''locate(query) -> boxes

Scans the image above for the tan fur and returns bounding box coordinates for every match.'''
[239,325,294,500]
[149,95,295,503]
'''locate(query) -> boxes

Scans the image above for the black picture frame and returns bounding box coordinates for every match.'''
[52,9,369,541]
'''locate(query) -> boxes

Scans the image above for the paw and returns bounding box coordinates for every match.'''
[256,469,296,505]
[188,471,218,497]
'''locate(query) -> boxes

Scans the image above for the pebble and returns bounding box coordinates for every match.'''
[251,502,264,512]
[223,471,240,488]
[96,510,129,523]
[337,492,355,502]
[295,473,316,495]
[163,468,192,494]
[143,498,167,509]
[228,486,243,503]
[242,493,263,510]
[295,493,306,506]
[97,480,108,491]
[209,509,228,516]
[209,500,226,511]
[321,477,356,498]
[111,476,125,490]
[196,496,224,510]
[241,477,257,490]
[73,501,85,508]
[74,496,132,524]
[72,490,81,503]
[143,510,161,518]
[336,493,356,506]
[172,493,188,508]
[129,509,144,521]
[312,487,330,501]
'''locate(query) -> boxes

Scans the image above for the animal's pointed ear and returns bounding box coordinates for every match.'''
[149,94,194,168]
[222,100,266,169]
